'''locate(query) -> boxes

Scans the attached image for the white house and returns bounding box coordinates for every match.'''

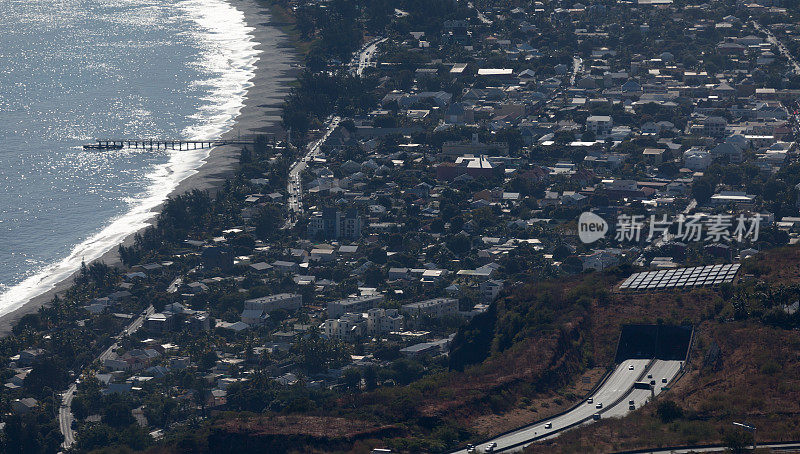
[587,115,613,137]
[683,147,712,171]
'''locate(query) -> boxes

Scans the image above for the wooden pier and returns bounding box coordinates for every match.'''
[85,138,259,151]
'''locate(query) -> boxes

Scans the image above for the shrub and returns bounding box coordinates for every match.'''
[657,400,684,423]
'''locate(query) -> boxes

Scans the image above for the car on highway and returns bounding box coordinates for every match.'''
[592,413,601,420]
[544,422,552,429]
[629,364,634,370]
[595,402,603,409]
[629,404,636,410]
[662,377,668,383]
[587,397,593,404]
[466,444,476,453]
[483,442,497,453]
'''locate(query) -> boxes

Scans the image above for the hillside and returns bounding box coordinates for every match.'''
[153,247,800,453]
[524,246,800,452]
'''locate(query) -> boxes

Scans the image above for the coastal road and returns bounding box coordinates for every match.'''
[350,37,387,77]
[285,116,341,227]
[753,21,800,75]
[451,359,652,454]
[59,304,154,448]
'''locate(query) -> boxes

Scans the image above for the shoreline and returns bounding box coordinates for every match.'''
[0,0,300,336]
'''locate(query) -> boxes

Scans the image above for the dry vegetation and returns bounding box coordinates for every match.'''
[524,247,800,453]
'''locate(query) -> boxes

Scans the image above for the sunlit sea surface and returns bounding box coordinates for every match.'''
[0,0,259,315]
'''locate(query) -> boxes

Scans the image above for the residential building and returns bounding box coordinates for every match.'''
[327,294,385,318]
[401,298,459,318]
[11,398,38,415]
[145,312,177,334]
[480,279,504,302]
[321,313,367,340]
[366,308,404,334]
[586,115,613,136]
[244,293,303,313]
[307,208,362,239]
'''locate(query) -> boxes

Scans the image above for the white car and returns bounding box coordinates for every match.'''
[628,364,634,370]
[544,422,552,429]
[596,403,603,409]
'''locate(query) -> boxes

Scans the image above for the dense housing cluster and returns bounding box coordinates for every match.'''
[4,0,800,452]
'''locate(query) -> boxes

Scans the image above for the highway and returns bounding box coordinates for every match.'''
[59,304,155,448]
[453,359,685,453]
[285,116,340,227]
[602,360,682,419]
[451,359,650,454]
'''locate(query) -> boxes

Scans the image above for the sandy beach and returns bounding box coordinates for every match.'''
[0,0,299,336]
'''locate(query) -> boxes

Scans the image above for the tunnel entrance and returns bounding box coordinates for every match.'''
[615,324,693,363]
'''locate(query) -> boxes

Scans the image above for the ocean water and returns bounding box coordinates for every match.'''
[0,0,260,316]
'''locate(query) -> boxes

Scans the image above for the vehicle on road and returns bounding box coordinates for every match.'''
[662,377,668,383]
[587,397,593,404]
[466,444,476,453]
[544,422,552,429]
[629,364,634,370]
[483,442,496,453]
[592,413,601,420]
[595,402,603,409]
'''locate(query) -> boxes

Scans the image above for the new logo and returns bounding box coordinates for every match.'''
[578,212,608,243]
